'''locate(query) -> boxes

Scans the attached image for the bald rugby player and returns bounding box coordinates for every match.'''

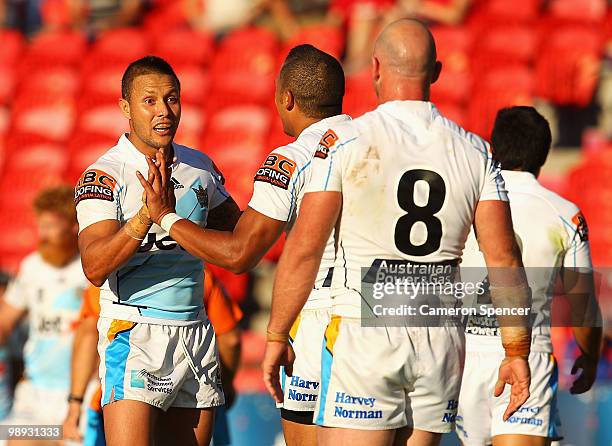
[263,19,532,446]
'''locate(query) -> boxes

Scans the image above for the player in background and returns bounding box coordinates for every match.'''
[456,107,602,446]
[263,19,532,446]
[62,267,242,446]
[138,44,348,446]
[75,56,240,446]
[0,186,87,446]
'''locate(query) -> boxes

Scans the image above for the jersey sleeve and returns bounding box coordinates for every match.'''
[563,209,592,270]
[3,267,30,311]
[208,159,232,210]
[479,158,508,202]
[305,128,344,193]
[75,166,121,233]
[248,149,302,221]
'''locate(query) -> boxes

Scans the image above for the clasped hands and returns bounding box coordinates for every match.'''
[136,148,177,226]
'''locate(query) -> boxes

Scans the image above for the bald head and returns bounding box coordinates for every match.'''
[372,19,441,102]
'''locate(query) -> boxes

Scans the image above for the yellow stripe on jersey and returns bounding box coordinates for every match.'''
[107,320,136,342]
[324,315,342,355]
[289,314,302,343]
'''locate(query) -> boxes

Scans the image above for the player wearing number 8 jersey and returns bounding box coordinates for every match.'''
[263,19,532,446]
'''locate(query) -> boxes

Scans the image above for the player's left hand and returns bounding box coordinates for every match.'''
[136,148,176,224]
[262,341,295,404]
[494,355,531,421]
[570,353,598,394]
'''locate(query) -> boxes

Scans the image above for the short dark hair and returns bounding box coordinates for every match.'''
[279,44,344,119]
[491,106,552,175]
[121,55,180,100]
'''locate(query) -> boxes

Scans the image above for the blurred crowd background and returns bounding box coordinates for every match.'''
[0,0,611,444]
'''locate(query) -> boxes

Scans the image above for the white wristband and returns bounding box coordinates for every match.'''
[160,213,184,233]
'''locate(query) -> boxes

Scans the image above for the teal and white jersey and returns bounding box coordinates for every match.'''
[3,253,86,390]
[75,134,230,325]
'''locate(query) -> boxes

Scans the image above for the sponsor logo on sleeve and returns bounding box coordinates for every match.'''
[254,153,297,190]
[315,129,338,160]
[75,169,118,205]
[572,211,589,241]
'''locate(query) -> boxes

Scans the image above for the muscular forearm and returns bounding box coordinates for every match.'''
[80,209,151,286]
[573,326,602,360]
[217,329,241,383]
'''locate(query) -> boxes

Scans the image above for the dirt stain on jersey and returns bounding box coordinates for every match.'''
[347,146,380,187]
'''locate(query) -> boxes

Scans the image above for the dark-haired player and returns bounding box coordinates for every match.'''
[457,106,602,446]
[139,44,348,446]
[75,55,240,446]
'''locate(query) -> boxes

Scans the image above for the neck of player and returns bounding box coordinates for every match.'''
[128,132,175,163]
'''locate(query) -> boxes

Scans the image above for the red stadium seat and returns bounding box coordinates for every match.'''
[65,132,116,182]
[0,171,63,211]
[535,26,603,106]
[472,26,538,69]
[19,31,87,71]
[18,66,81,96]
[86,28,150,67]
[547,0,607,23]
[76,104,128,138]
[281,24,345,62]
[207,105,271,137]
[435,102,468,128]
[467,66,534,138]
[153,29,215,67]
[0,65,16,106]
[174,105,206,149]
[208,27,279,108]
[430,26,472,104]
[468,0,542,24]
[11,94,76,142]
[3,133,69,174]
[267,115,294,150]
[343,69,377,118]
[80,65,124,100]
[173,65,210,105]
[0,30,25,68]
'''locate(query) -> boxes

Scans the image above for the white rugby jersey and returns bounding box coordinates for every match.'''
[4,253,86,390]
[462,170,592,352]
[305,101,507,317]
[75,134,230,325]
[248,115,351,309]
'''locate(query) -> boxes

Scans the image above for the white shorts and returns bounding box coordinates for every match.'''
[1,380,67,425]
[98,316,224,411]
[456,349,562,445]
[280,307,332,412]
[314,316,465,432]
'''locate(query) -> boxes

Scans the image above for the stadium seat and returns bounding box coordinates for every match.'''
[75,104,129,138]
[468,0,542,24]
[0,171,63,212]
[472,25,538,69]
[153,29,215,67]
[435,102,468,128]
[547,0,607,23]
[208,27,279,108]
[280,24,345,62]
[11,94,76,142]
[0,30,25,68]
[0,65,16,106]
[207,105,271,137]
[18,66,81,96]
[173,65,210,105]
[3,133,69,174]
[80,65,125,100]
[87,28,150,66]
[467,66,534,138]
[535,26,603,106]
[343,69,377,118]
[266,115,294,150]
[429,26,472,104]
[174,105,206,149]
[65,132,116,182]
[18,31,87,72]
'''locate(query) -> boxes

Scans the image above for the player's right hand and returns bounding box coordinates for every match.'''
[61,402,83,443]
[494,355,531,421]
[262,341,295,404]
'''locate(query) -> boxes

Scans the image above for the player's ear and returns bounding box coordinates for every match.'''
[285,90,295,112]
[372,55,381,88]
[119,97,131,119]
[431,61,442,85]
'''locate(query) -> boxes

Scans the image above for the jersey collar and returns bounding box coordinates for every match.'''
[300,114,352,137]
[378,100,439,121]
[118,133,182,168]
